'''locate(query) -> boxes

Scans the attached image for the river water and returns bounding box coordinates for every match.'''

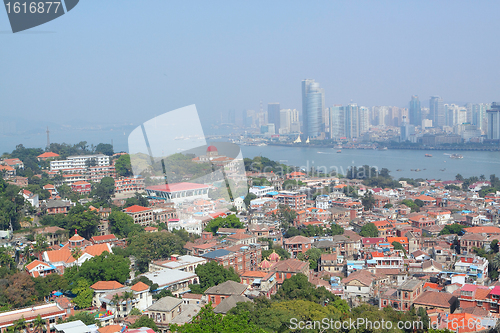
[240,145,500,181]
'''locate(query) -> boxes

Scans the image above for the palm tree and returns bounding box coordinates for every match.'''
[121,291,135,315]
[32,315,45,333]
[71,247,83,270]
[111,293,122,318]
[493,253,500,271]
[13,317,26,333]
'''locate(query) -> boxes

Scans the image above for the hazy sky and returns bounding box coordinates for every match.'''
[1,1,500,150]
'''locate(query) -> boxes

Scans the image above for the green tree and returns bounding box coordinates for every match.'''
[392,241,406,256]
[92,177,115,203]
[127,232,185,273]
[124,192,150,208]
[204,215,244,235]
[72,279,94,309]
[62,312,99,326]
[361,192,376,211]
[108,210,142,238]
[327,223,344,236]
[170,304,266,333]
[115,154,133,177]
[66,205,100,239]
[32,315,46,333]
[359,222,379,237]
[95,143,114,156]
[65,252,130,284]
[243,193,257,208]
[129,315,158,331]
[189,261,240,294]
[439,224,465,236]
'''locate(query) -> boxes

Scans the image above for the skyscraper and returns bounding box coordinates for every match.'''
[267,103,280,132]
[329,105,343,139]
[409,96,421,126]
[487,103,500,140]
[302,79,324,139]
[429,96,445,127]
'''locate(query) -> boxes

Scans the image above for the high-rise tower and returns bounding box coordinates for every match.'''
[301,79,324,139]
[429,96,445,127]
[409,96,421,126]
[267,103,280,132]
[487,103,500,140]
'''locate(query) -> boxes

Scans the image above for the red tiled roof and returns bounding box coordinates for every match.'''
[26,260,50,271]
[123,205,150,213]
[91,234,117,242]
[131,281,149,292]
[69,234,85,241]
[37,152,60,158]
[45,247,75,264]
[90,281,124,290]
[84,243,112,256]
[146,182,210,192]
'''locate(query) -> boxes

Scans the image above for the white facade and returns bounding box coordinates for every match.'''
[249,186,275,197]
[50,154,110,171]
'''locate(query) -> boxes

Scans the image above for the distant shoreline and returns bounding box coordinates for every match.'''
[264,142,500,152]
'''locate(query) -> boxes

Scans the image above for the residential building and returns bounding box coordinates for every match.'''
[114,177,145,194]
[50,155,110,171]
[283,236,312,258]
[145,296,183,333]
[0,303,70,333]
[45,200,72,215]
[123,205,154,226]
[268,103,280,132]
[140,269,198,297]
[379,279,424,311]
[149,255,207,273]
[70,181,91,195]
[145,183,211,205]
[204,280,248,307]
[269,259,309,285]
[276,191,306,210]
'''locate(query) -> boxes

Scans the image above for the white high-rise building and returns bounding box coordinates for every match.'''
[302,79,325,139]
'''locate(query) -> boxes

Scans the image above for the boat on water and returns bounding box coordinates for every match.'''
[450,154,463,159]
[396,169,402,171]
[378,147,388,150]
[337,150,341,153]
[425,154,432,157]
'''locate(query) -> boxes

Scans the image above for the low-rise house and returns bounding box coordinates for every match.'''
[342,270,385,303]
[149,255,207,273]
[25,259,56,277]
[140,269,198,297]
[283,236,313,258]
[379,279,424,311]
[145,296,183,333]
[319,253,344,273]
[413,290,458,314]
[46,200,72,215]
[239,271,277,298]
[214,295,252,314]
[204,280,248,307]
[36,226,69,246]
[269,259,309,285]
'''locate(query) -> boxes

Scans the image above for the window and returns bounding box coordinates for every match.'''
[140,293,143,299]
[358,287,361,291]
[477,301,483,306]
[163,314,166,321]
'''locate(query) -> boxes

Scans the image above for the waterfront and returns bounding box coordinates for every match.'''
[240,145,500,180]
